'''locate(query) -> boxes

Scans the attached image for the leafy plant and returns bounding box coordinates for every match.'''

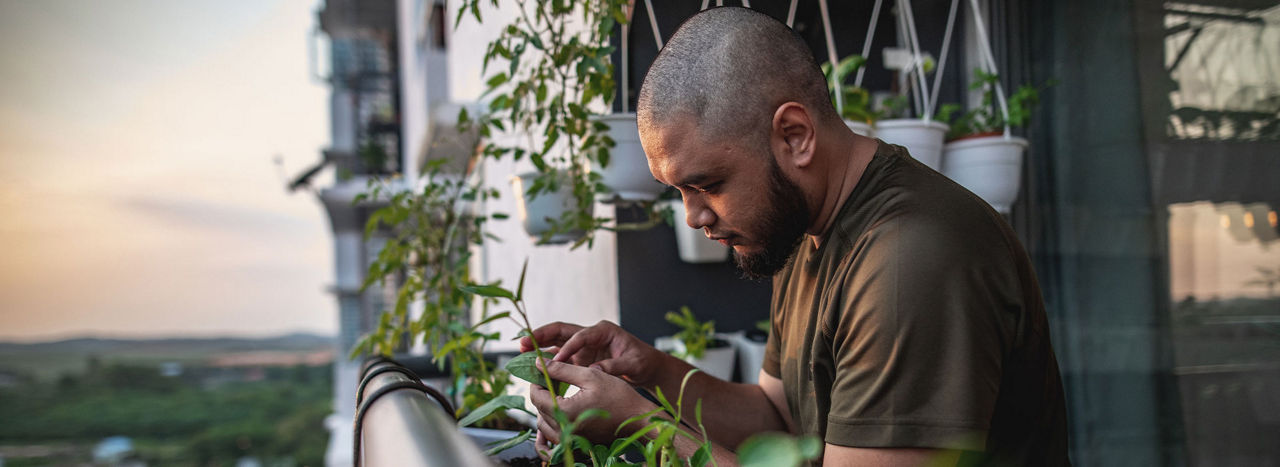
[456,0,629,248]
[937,68,1050,140]
[350,157,514,425]
[821,55,879,124]
[665,306,715,360]
[736,433,823,467]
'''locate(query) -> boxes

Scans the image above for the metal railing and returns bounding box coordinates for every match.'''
[354,358,494,467]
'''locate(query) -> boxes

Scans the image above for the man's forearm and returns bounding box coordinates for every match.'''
[645,353,789,449]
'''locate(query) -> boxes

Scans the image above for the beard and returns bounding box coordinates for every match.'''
[732,158,811,279]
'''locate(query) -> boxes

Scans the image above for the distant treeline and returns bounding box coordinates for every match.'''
[0,359,332,466]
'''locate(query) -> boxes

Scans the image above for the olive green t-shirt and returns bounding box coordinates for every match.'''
[762,142,1069,466]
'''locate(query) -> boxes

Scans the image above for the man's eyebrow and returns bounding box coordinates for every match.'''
[675,172,714,188]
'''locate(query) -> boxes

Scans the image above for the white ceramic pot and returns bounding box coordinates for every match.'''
[654,335,737,382]
[593,113,666,202]
[511,172,590,244]
[665,199,729,263]
[941,135,1028,214]
[874,119,949,171]
[732,331,768,385]
[844,119,874,138]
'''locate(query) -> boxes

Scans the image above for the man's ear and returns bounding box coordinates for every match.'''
[771,102,816,169]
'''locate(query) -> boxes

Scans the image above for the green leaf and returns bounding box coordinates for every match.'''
[472,311,511,328]
[484,429,534,456]
[505,350,557,387]
[691,443,712,467]
[458,284,514,300]
[516,258,529,301]
[798,435,823,459]
[736,433,804,467]
[458,394,525,427]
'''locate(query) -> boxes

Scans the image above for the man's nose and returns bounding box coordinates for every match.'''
[684,197,715,230]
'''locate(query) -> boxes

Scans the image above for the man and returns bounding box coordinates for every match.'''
[520,7,1069,466]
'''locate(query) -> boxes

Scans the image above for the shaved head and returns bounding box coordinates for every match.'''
[637,6,837,148]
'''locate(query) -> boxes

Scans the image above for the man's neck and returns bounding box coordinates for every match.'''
[807,133,877,248]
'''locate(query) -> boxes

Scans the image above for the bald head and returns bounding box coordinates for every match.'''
[637,7,837,148]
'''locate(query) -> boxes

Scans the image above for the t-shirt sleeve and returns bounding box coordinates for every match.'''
[822,215,1019,451]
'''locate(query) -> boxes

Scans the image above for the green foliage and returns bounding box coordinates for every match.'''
[350,157,513,424]
[821,55,879,124]
[455,0,630,248]
[0,363,331,466]
[665,306,715,360]
[936,68,1051,140]
[736,432,823,467]
[459,394,530,428]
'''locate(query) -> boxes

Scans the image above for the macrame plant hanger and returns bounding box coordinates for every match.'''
[966,0,1013,138]
[619,0,667,114]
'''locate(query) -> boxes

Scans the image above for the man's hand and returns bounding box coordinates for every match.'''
[519,320,665,386]
[528,360,656,453]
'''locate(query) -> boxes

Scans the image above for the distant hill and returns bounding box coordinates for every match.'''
[0,333,337,381]
[0,332,335,354]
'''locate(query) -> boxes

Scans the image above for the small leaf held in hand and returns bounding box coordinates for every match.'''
[505,350,557,388]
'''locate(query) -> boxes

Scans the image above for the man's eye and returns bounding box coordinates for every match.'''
[696,182,721,193]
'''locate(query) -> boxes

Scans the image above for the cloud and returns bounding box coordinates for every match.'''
[119,195,320,237]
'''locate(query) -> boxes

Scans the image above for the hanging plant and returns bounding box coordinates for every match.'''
[456,0,629,248]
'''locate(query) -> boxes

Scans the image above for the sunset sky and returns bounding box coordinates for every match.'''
[0,0,335,341]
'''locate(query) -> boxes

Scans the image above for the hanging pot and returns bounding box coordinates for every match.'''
[875,119,949,171]
[592,113,665,202]
[511,171,591,244]
[666,199,729,263]
[941,135,1027,214]
[844,119,875,138]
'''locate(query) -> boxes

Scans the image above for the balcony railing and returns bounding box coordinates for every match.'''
[354,358,495,467]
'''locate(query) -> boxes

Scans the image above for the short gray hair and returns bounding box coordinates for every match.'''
[636,7,837,148]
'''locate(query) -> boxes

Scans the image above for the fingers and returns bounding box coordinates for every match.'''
[519,321,583,352]
[535,430,551,460]
[537,417,559,445]
[540,359,598,387]
[554,324,613,363]
[528,382,556,415]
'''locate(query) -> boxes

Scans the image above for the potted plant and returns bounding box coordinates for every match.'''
[655,306,735,381]
[664,198,729,263]
[511,169,595,245]
[874,66,949,171]
[458,0,630,248]
[869,0,949,171]
[592,2,667,203]
[822,54,877,137]
[937,69,1046,214]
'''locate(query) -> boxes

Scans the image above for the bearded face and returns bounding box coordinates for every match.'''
[730,156,811,279]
